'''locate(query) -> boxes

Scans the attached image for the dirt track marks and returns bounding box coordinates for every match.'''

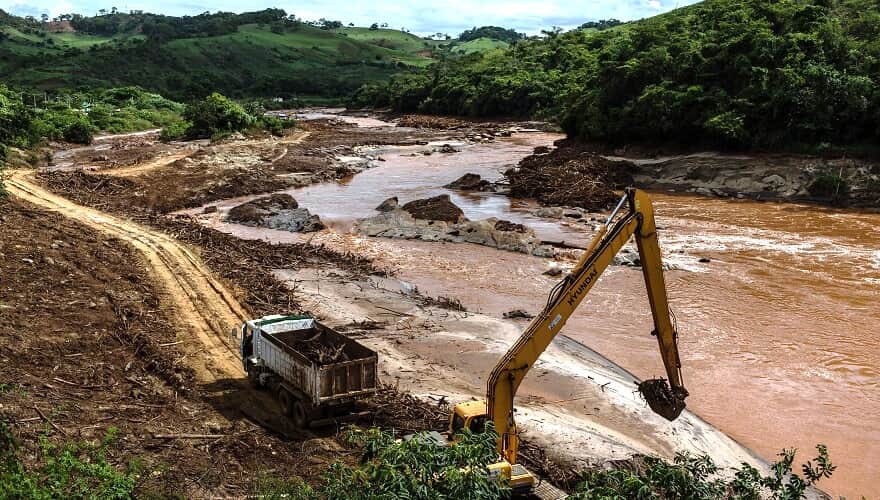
[7,170,247,383]
[102,151,195,177]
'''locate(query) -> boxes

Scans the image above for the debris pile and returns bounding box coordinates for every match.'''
[400,194,466,223]
[288,330,350,365]
[396,115,472,130]
[444,173,493,191]
[505,145,634,210]
[226,194,325,233]
[503,309,534,319]
[637,378,688,421]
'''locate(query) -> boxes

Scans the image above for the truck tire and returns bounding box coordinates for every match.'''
[246,362,262,388]
[278,388,295,417]
[292,400,310,429]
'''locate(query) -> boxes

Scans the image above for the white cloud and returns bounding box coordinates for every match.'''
[3,0,699,34]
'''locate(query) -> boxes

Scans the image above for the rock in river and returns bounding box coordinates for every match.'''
[401,194,466,223]
[226,194,325,233]
[444,173,493,191]
[375,196,399,213]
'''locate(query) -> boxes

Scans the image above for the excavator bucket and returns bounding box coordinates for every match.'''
[638,378,688,421]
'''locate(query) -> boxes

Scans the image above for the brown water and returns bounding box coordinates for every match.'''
[192,124,880,497]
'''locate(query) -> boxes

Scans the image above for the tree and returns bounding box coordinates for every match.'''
[98,9,106,16]
[369,23,379,30]
[40,14,48,23]
[182,92,255,139]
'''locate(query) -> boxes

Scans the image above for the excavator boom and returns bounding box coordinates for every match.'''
[483,188,688,465]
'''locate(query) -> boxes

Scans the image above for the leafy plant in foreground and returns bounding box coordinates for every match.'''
[571,445,835,500]
[0,420,137,500]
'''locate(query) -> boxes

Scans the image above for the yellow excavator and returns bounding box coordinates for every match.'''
[448,188,689,496]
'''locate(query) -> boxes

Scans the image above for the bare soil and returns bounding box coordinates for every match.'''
[0,195,506,496]
[0,198,338,497]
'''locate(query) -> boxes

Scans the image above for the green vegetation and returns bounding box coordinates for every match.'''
[258,429,833,500]
[355,0,880,152]
[0,421,137,499]
[808,168,850,203]
[0,84,184,151]
[258,426,510,499]
[458,26,524,44]
[333,26,441,56]
[572,446,834,499]
[162,92,294,141]
[450,38,510,55]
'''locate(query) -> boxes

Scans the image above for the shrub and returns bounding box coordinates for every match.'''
[183,92,255,139]
[808,169,850,203]
[260,115,295,136]
[318,425,510,499]
[159,120,191,141]
[571,445,835,500]
[63,120,94,144]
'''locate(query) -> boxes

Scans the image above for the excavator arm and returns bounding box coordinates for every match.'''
[482,188,688,465]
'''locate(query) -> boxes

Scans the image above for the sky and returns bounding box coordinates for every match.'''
[1,0,700,36]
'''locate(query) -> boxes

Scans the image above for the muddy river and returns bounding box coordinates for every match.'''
[196,117,879,497]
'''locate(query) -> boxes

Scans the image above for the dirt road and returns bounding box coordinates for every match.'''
[6,170,247,383]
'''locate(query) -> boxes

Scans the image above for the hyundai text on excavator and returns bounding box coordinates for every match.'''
[448,188,689,497]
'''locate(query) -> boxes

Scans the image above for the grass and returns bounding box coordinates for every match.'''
[450,37,509,55]
[332,27,440,55]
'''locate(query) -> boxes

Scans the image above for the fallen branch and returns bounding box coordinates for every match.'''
[33,405,67,436]
[153,433,225,439]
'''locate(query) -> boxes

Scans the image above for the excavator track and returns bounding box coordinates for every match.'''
[531,480,568,499]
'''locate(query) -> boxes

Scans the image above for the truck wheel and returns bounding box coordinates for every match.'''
[278,389,295,417]
[246,363,262,388]
[292,400,310,429]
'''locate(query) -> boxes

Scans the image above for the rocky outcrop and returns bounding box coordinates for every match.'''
[355,209,556,257]
[400,194,466,223]
[444,173,493,191]
[375,196,399,212]
[226,194,325,233]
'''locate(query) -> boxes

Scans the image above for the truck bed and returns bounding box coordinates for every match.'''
[254,318,378,405]
[266,323,374,366]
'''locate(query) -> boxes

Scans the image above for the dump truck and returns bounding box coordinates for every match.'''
[232,314,378,428]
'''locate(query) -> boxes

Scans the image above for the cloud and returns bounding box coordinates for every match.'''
[2,0,699,34]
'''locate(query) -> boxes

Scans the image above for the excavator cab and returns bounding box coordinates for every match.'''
[448,400,490,437]
[448,401,537,494]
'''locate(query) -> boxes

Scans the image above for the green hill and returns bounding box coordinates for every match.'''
[332,27,442,55]
[0,10,433,101]
[356,0,880,152]
[449,37,509,55]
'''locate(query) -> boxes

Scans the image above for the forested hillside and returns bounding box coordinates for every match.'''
[355,0,880,151]
[0,9,431,101]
